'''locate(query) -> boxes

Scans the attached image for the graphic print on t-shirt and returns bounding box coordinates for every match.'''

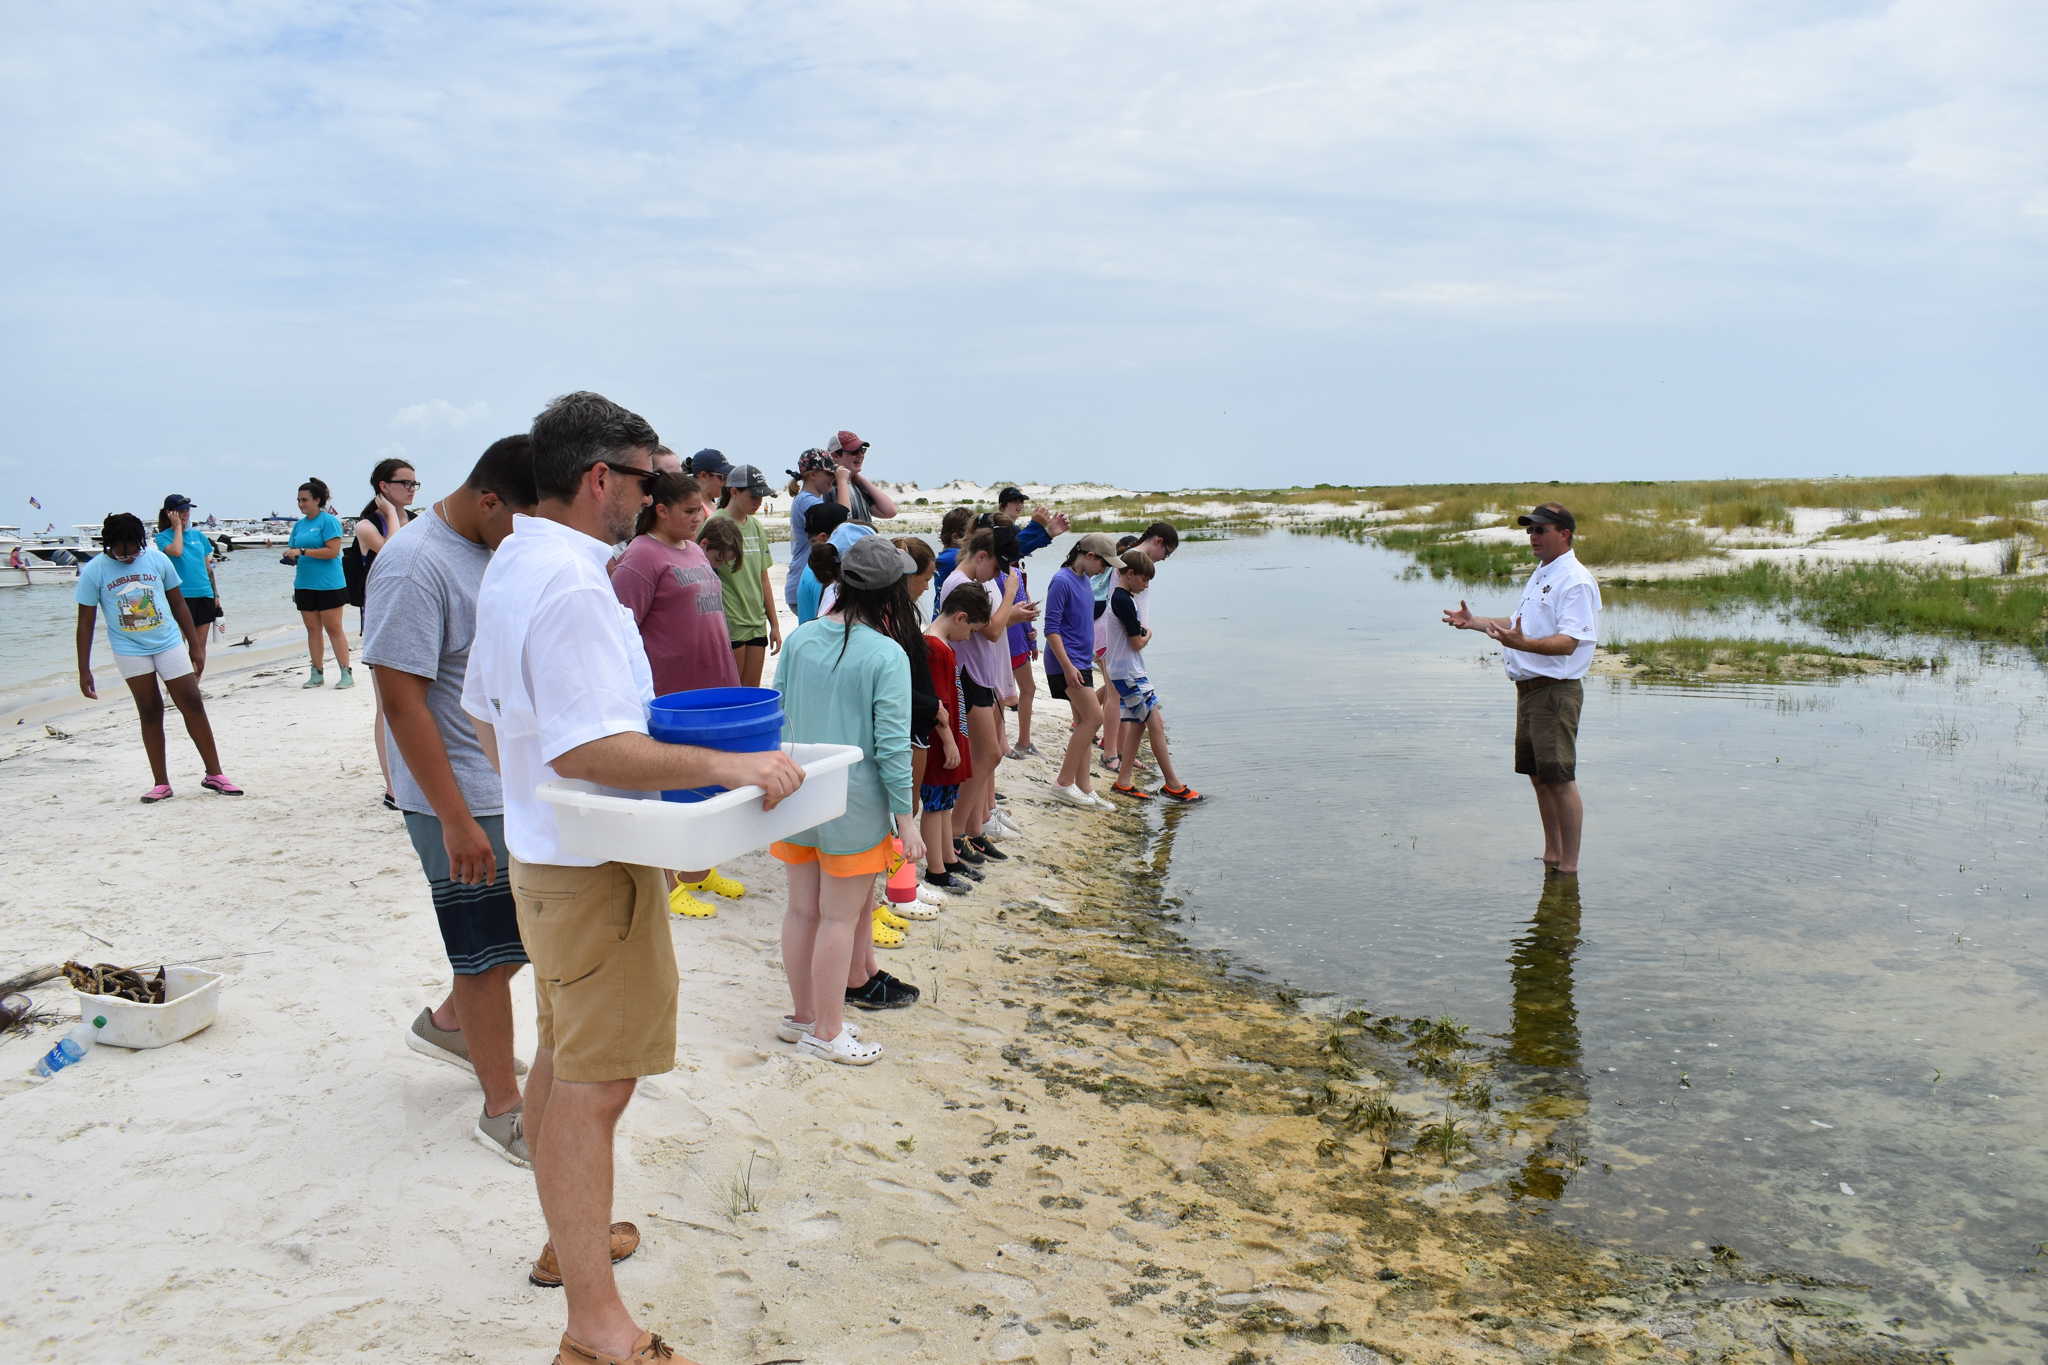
[114,579,166,634]
[672,562,725,614]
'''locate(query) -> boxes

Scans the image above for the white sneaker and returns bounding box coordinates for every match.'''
[1053,783,1097,808]
[890,897,940,921]
[777,1015,862,1044]
[797,1026,883,1065]
[993,810,1024,837]
[1087,790,1116,811]
[980,816,1013,841]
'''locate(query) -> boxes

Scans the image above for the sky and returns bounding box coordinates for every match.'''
[2,0,2044,526]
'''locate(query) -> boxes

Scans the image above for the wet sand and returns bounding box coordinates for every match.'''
[0,623,1951,1362]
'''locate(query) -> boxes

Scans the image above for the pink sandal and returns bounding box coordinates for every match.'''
[201,774,245,796]
[140,784,174,804]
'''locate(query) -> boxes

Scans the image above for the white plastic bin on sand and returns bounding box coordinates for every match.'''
[535,742,863,870]
[79,965,225,1049]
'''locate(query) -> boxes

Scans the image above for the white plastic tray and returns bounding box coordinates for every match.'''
[535,742,863,870]
[78,965,224,1049]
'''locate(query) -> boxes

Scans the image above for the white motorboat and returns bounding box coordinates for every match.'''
[216,517,295,549]
[0,558,80,587]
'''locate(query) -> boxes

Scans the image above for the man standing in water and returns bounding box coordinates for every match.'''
[1442,503,1600,874]
[463,391,805,1365]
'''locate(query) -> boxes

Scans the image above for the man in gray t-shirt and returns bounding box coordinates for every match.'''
[362,436,540,1169]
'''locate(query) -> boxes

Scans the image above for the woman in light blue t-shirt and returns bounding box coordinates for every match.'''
[280,476,353,689]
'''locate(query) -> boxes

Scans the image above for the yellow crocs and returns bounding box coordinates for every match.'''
[874,902,911,932]
[669,884,718,918]
[872,918,906,948]
[682,867,746,899]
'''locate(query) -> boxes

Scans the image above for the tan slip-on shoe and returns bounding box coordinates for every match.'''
[529,1222,641,1287]
[556,1330,690,1364]
[404,1006,530,1076]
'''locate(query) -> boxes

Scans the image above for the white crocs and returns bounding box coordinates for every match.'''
[777,1015,862,1044]
[890,898,940,921]
[797,1025,883,1065]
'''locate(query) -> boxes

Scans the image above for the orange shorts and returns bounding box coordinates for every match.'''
[771,838,894,878]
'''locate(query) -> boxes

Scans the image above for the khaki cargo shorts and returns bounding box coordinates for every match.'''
[509,859,678,1083]
[1514,678,1584,786]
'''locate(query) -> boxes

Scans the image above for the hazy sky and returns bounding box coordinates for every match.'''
[2,1,2043,524]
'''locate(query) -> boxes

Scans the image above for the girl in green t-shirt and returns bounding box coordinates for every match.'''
[708,463,783,687]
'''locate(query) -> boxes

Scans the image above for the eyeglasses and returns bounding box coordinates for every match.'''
[384,479,421,490]
[600,461,661,493]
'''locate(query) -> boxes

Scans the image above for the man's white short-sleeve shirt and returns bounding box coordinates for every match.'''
[1503,548,1601,682]
[461,514,655,866]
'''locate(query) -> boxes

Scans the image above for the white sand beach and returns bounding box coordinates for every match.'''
[1,592,1936,1365]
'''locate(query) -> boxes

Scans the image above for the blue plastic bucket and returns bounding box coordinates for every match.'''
[646,687,786,802]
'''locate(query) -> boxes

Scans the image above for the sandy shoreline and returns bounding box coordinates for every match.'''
[0,600,1949,1362]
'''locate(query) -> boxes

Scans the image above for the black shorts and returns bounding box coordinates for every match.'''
[730,636,768,650]
[1047,666,1093,701]
[404,813,529,975]
[961,677,996,710]
[294,587,349,613]
[185,597,222,626]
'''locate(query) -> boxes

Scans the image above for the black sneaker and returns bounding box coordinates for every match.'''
[967,836,1008,862]
[950,861,985,883]
[952,836,986,865]
[846,971,919,1010]
[924,872,971,896]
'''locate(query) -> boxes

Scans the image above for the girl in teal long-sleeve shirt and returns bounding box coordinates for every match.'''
[772,535,926,1065]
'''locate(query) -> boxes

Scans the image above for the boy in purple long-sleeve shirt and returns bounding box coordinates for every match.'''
[1044,534,1121,807]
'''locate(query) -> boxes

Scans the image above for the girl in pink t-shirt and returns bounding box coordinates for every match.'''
[611,472,745,916]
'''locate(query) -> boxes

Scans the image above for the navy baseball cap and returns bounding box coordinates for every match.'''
[688,449,733,479]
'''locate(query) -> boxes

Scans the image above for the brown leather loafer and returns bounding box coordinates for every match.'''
[556,1329,687,1364]
[529,1222,641,1287]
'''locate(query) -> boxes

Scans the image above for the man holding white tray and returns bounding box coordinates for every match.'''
[462,390,806,1365]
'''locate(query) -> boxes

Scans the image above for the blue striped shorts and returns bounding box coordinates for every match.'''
[403,811,530,975]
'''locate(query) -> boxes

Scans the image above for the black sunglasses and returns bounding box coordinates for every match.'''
[597,460,660,493]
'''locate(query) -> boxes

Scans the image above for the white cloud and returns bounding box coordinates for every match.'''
[1383,284,1571,308]
[392,401,488,432]
[0,0,2042,511]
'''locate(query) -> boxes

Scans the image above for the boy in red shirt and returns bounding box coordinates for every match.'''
[920,584,991,894]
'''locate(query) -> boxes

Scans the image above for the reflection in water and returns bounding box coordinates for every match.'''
[1508,873,1583,1069]
[1506,874,1587,1201]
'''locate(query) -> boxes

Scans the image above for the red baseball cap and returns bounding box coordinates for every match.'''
[828,430,869,455]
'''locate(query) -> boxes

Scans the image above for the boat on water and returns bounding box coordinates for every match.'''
[214,516,296,549]
[0,525,90,586]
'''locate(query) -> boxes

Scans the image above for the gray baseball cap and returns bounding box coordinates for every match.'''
[839,533,918,590]
[726,463,771,497]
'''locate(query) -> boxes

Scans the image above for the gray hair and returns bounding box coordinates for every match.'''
[529,391,659,503]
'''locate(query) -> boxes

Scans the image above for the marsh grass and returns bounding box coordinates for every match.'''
[1606,562,2048,647]
[1606,636,1927,679]
[1043,473,2048,573]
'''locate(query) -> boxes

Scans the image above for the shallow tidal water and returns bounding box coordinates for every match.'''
[1132,532,2048,1361]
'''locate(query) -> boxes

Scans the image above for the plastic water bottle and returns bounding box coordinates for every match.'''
[33,1016,107,1078]
[885,837,918,905]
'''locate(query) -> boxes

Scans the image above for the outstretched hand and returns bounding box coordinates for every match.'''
[1442,600,1475,630]
[1485,615,1529,649]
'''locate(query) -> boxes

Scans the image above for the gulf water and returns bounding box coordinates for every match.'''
[1138,532,2048,1360]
